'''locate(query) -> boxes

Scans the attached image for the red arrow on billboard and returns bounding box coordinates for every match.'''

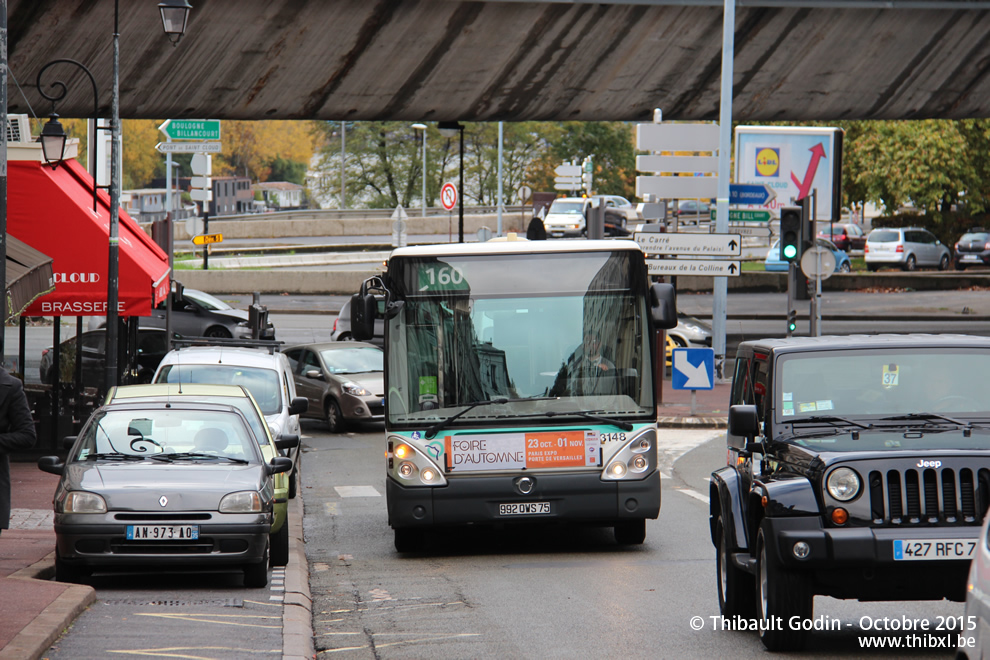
[790,143,826,200]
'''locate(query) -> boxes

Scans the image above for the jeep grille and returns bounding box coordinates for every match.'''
[868,467,990,525]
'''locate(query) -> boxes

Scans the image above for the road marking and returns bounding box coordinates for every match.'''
[674,487,710,504]
[334,485,381,498]
[107,646,279,655]
[132,613,281,628]
[324,502,339,515]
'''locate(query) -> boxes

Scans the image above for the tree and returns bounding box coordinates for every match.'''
[267,156,308,184]
[216,120,319,182]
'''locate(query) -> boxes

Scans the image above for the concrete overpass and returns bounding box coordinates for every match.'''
[6,0,990,122]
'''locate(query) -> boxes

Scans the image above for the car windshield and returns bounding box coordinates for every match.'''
[775,348,990,450]
[869,230,900,242]
[73,408,259,461]
[548,202,585,215]
[320,347,383,374]
[156,365,283,415]
[185,290,234,311]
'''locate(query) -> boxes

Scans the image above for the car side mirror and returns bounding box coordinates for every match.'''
[649,282,677,330]
[275,434,299,451]
[304,369,323,380]
[289,396,308,416]
[38,456,64,475]
[62,435,77,450]
[267,456,293,475]
[350,293,377,341]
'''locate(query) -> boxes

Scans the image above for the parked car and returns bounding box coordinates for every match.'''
[543,197,591,238]
[592,195,643,226]
[865,227,951,271]
[764,238,851,273]
[954,228,990,270]
[37,387,293,586]
[668,200,711,224]
[104,383,298,568]
[816,222,866,252]
[153,344,307,499]
[40,328,173,387]
[285,342,385,432]
[331,297,385,346]
[961,506,990,659]
[91,287,275,340]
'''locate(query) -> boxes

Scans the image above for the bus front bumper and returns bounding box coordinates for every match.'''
[386,470,660,528]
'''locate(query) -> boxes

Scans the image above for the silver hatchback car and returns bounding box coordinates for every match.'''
[865,227,951,271]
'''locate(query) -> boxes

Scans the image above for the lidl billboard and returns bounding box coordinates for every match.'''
[734,126,843,221]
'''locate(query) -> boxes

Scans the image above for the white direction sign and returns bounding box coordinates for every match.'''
[636,123,720,152]
[635,232,741,256]
[636,175,718,200]
[554,164,582,177]
[156,142,222,153]
[646,259,740,277]
[728,224,772,237]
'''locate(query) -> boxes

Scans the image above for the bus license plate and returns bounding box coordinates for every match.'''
[126,525,199,540]
[893,539,976,560]
[499,502,550,516]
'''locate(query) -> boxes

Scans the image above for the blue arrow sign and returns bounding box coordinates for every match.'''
[728,183,775,205]
[671,348,715,391]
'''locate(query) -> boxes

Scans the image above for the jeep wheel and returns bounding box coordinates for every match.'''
[756,523,812,651]
[716,516,755,617]
[613,519,646,545]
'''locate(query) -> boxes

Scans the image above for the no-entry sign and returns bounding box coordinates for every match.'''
[441,182,457,211]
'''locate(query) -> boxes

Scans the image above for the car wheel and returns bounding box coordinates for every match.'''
[755,523,813,651]
[54,549,88,584]
[324,399,346,433]
[204,326,233,339]
[670,335,688,348]
[244,542,269,588]
[394,527,426,553]
[902,254,917,271]
[939,254,950,271]
[838,261,851,273]
[270,520,290,568]
[613,519,646,545]
[716,516,756,618]
[336,332,353,342]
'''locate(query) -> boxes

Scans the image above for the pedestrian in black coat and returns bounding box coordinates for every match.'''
[0,367,37,535]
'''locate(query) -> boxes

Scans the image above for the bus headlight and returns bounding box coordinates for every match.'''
[601,429,656,481]
[387,436,447,487]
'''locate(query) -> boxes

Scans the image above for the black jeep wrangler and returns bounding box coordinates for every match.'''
[710,335,990,650]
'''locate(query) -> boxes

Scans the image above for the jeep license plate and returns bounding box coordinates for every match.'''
[499,502,550,516]
[893,539,976,561]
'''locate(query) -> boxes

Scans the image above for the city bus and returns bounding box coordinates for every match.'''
[350,237,677,551]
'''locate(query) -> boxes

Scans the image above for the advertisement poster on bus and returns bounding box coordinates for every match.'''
[734,126,844,221]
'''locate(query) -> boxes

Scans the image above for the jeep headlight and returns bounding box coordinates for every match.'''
[826,467,861,502]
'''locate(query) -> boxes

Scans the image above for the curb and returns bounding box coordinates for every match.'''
[283,473,315,660]
[0,557,96,660]
[658,416,727,429]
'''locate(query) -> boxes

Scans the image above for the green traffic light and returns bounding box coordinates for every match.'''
[788,322,797,332]
[782,244,798,259]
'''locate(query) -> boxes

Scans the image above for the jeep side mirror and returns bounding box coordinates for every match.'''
[650,282,677,330]
[728,405,764,453]
[350,293,377,341]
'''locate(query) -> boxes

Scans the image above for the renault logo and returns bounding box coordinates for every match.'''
[159,496,168,507]
[515,476,535,495]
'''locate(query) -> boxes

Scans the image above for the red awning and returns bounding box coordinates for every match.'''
[9,158,170,317]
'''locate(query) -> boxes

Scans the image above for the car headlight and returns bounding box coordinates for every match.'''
[826,467,861,502]
[219,491,263,513]
[63,491,107,513]
[342,382,371,396]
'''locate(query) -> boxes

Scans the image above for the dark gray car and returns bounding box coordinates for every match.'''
[38,398,292,587]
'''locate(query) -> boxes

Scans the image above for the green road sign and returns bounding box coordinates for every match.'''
[159,119,221,141]
[711,209,772,223]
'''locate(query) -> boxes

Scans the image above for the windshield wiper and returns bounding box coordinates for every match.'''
[790,415,871,429]
[425,397,556,439]
[875,412,978,427]
[543,410,634,431]
[153,452,249,464]
[87,452,147,461]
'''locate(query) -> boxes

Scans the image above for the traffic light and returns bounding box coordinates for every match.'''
[780,207,802,262]
[786,309,797,336]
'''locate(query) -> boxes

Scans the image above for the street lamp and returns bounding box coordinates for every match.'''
[411,123,427,217]
[437,121,464,243]
[35,1,191,392]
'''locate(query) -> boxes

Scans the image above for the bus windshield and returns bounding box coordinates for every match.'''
[385,250,655,427]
